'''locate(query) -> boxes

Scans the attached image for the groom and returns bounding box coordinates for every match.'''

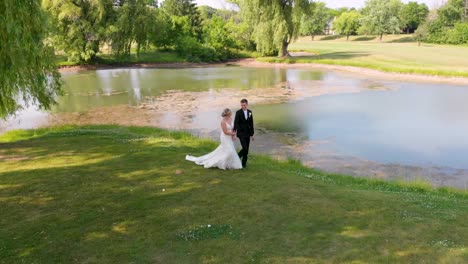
[234,99,254,168]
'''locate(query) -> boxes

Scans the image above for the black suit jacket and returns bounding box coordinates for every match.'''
[234,109,254,137]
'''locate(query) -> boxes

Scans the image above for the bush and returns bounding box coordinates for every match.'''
[162,15,241,62]
[447,23,468,44]
[226,20,256,51]
[202,15,237,61]
[424,19,448,44]
[175,36,219,62]
[423,17,468,45]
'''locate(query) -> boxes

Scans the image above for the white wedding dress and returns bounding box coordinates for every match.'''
[186,122,243,170]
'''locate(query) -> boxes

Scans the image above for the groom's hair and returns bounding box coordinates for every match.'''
[240,99,248,104]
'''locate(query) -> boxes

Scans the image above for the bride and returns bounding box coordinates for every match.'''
[186,109,243,170]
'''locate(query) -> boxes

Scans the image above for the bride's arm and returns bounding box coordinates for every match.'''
[221,122,235,136]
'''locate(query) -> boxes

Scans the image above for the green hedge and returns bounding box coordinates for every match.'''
[425,21,468,44]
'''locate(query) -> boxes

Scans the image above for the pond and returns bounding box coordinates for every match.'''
[2,66,468,189]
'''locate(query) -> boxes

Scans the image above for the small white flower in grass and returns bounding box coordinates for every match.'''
[162,189,166,192]
[207,224,211,228]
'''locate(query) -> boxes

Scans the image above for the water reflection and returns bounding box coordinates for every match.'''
[53,67,325,113]
[0,105,50,131]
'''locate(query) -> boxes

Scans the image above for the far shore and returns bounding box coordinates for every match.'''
[59,58,468,85]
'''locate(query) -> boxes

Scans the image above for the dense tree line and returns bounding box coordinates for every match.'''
[298,0,429,41]
[297,0,466,45]
[31,0,468,65]
[417,0,468,44]
[42,0,247,63]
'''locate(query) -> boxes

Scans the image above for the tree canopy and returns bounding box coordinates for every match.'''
[334,11,361,40]
[421,0,468,44]
[162,0,202,38]
[438,0,467,26]
[0,0,62,119]
[300,1,330,40]
[400,1,429,33]
[108,0,156,57]
[360,0,402,40]
[235,0,310,57]
[42,0,114,62]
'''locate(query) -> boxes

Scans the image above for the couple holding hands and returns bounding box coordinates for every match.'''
[186,99,254,170]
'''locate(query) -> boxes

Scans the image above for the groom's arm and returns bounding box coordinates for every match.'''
[249,111,254,136]
[233,111,239,132]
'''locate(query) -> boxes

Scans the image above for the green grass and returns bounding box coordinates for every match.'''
[1,126,467,263]
[260,35,468,78]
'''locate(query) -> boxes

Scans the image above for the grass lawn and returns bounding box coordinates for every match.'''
[259,35,468,78]
[0,126,467,263]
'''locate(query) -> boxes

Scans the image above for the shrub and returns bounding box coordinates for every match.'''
[175,36,219,62]
[425,19,448,44]
[423,17,468,45]
[446,22,468,44]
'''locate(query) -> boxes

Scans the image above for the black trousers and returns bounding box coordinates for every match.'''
[238,136,250,167]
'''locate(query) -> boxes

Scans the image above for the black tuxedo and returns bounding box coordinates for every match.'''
[234,109,254,168]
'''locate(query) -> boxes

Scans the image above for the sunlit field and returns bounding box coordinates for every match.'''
[259,35,468,77]
[1,126,467,263]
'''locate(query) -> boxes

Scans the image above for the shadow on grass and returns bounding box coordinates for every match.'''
[320,35,343,41]
[387,36,416,43]
[316,51,370,60]
[283,51,370,62]
[353,36,377,41]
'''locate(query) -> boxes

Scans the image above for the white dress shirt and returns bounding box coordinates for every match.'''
[243,109,248,119]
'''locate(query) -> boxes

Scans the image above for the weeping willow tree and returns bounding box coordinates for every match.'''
[42,0,113,62]
[234,0,310,57]
[0,0,61,119]
[109,0,156,58]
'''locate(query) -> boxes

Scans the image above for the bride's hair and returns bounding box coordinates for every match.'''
[221,108,232,117]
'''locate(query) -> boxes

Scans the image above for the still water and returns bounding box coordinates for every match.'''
[55,67,319,112]
[2,66,468,188]
[254,84,468,169]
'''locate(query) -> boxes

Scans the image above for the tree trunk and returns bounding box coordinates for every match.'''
[311,35,315,41]
[465,0,468,21]
[126,42,132,56]
[279,39,290,57]
[81,42,87,62]
[379,33,383,42]
[346,34,349,41]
